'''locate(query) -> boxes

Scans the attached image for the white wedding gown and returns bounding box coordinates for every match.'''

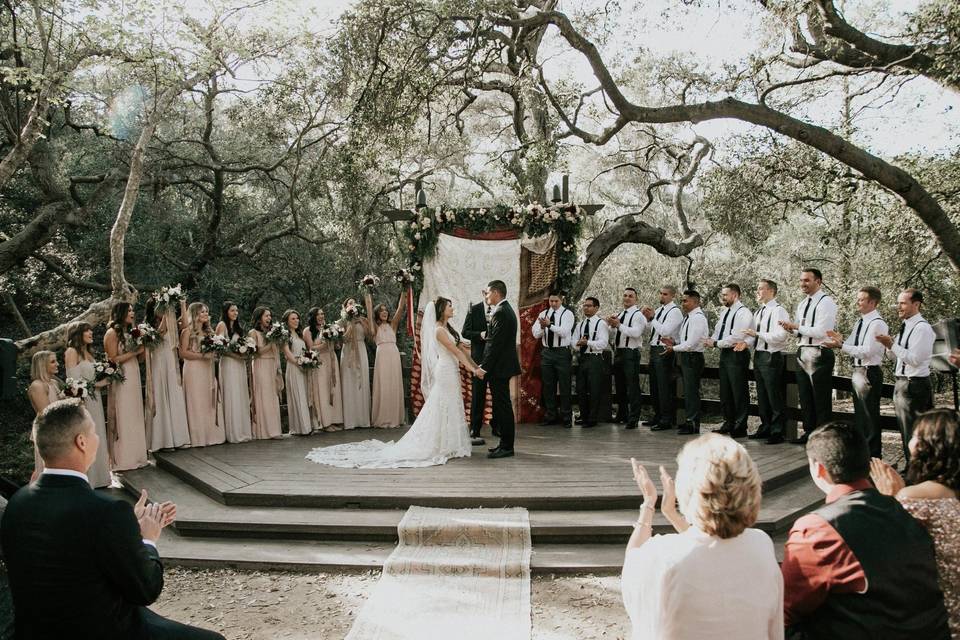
[306,324,471,469]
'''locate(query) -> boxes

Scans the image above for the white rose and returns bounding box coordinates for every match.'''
[414,232,421,240]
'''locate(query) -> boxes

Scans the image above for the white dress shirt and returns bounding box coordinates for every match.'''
[794,291,837,347]
[888,313,934,377]
[649,302,683,347]
[711,301,752,349]
[611,305,647,350]
[574,316,610,354]
[841,310,888,367]
[532,305,574,347]
[752,300,790,352]
[622,527,784,640]
[673,309,708,353]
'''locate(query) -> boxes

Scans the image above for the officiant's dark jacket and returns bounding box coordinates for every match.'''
[482,301,522,379]
[462,302,489,363]
[1,473,164,640]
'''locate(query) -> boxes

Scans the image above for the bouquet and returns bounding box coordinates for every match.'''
[394,268,414,285]
[151,283,185,312]
[359,274,380,290]
[342,302,365,320]
[200,333,229,355]
[228,336,258,358]
[127,323,161,351]
[264,322,290,345]
[320,323,345,342]
[60,377,90,400]
[94,359,125,384]
[296,350,321,369]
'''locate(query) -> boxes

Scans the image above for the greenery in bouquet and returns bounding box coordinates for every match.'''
[264,322,291,345]
[151,283,185,313]
[200,334,229,355]
[94,360,125,384]
[60,377,90,400]
[320,323,345,342]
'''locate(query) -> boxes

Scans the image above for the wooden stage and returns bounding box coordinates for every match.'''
[122,424,822,573]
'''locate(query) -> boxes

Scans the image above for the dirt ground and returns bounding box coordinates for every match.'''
[153,569,630,640]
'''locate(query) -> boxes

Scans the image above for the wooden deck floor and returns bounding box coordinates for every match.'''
[153,423,810,509]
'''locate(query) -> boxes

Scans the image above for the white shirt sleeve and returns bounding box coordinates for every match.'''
[841,319,888,362]
[531,310,546,339]
[674,315,708,352]
[797,296,837,340]
[890,322,935,366]
[651,306,683,340]
[620,311,646,339]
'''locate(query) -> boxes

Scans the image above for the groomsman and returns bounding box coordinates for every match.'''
[642,285,683,431]
[742,279,790,444]
[705,284,753,438]
[608,287,647,429]
[779,268,837,444]
[532,291,575,426]
[462,295,497,444]
[662,290,708,434]
[876,288,934,463]
[823,286,888,458]
[574,297,610,428]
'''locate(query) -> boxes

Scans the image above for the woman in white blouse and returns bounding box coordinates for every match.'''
[622,434,783,640]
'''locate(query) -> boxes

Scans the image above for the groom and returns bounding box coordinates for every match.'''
[476,280,522,459]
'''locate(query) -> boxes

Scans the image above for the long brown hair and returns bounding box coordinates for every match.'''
[281,309,301,338]
[373,303,389,326]
[907,409,960,492]
[66,322,94,359]
[434,297,461,344]
[109,301,132,338]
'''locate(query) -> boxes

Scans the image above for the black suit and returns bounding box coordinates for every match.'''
[0,473,224,640]
[480,301,521,450]
[462,302,494,437]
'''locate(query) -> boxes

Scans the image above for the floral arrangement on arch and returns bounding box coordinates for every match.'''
[400,203,585,288]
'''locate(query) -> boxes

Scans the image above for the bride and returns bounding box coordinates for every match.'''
[306,296,478,468]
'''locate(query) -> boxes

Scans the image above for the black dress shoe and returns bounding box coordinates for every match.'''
[677,424,699,435]
[488,448,514,459]
[789,433,809,445]
[641,419,659,427]
[765,434,785,445]
[615,416,628,425]
[574,416,585,425]
[582,422,597,428]
[625,422,639,430]
[748,429,771,440]
[471,437,486,446]
[651,424,674,431]
[488,445,501,453]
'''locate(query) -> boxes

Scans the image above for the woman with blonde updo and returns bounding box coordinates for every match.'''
[621,434,783,640]
[179,302,225,447]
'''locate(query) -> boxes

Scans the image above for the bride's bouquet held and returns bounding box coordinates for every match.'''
[321,323,345,343]
[151,283,185,312]
[359,274,380,290]
[127,323,161,351]
[341,301,364,320]
[394,268,414,285]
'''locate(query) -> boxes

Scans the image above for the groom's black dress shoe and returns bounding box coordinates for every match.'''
[488,448,514,459]
[489,445,500,453]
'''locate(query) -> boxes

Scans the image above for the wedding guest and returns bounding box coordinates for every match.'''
[642,285,682,431]
[282,309,314,435]
[823,286,888,458]
[622,434,783,639]
[179,303,225,447]
[303,307,344,431]
[366,289,407,429]
[532,290,575,427]
[871,408,960,638]
[877,288,934,463]
[215,301,252,443]
[704,283,752,438]
[340,297,372,429]
[742,279,791,444]
[462,294,495,443]
[779,268,837,444]
[104,302,149,471]
[608,287,647,430]
[27,350,61,480]
[142,297,190,451]
[782,422,949,638]
[1,399,225,640]
[662,290,708,435]
[574,297,609,428]
[248,307,283,439]
[64,323,112,488]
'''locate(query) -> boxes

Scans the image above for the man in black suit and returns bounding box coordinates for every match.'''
[476,279,522,458]
[1,399,224,640]
[462,296,497,445]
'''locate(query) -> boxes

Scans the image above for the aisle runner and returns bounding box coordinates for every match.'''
[346,506,532,640]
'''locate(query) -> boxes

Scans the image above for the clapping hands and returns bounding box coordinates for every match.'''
[631,458,658,505]
[134,490,177,541]
[870,458,905,496]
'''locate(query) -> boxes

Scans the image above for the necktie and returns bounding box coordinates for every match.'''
[718,308,730,340]
[681,317,690,342]
[547,310,556,347]
[619,310,627,347]
[801,297,812,345]
[580,319,589,354]
[653,306,664,345]
[852,318,864,366]
[897,322,907,375]
[756,306,766,350]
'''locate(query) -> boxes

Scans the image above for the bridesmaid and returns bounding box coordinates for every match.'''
[27,350,61,479]
[365,289,407,428]
[215,301,253,443]
[303,307,343,431]
[143,296,190,451]
[179,302,226,447]
[64,322,112,488]
[282,309,314,435]
[248,307,283,439]
[103,302,149,471]
[340,297,372,429]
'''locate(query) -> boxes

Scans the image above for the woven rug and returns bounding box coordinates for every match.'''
[345,506,532,640]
